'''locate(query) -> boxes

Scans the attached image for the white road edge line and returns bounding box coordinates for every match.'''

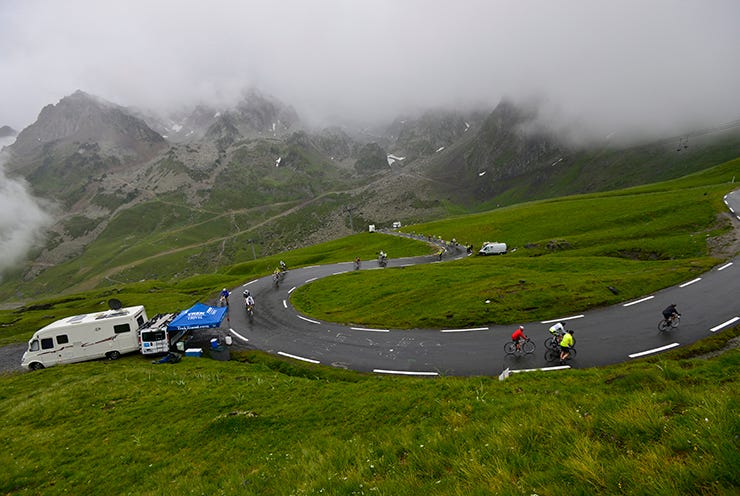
[278,352,320,364]
[400,263,415,267]
[541,315,584,324]
[373,369,439,376]
[332,271,347,275]
[242,279,258,287]
[305,277,318,283]
[441,327,489,333]
[350,327,390,332]
[679,278,702,288]
[717,262,733,271]
[297,315,321,324]
[229,328,249,343]
[283,300,287,309]
[305,265,320,269]
[511,365,571,373]
[629,342,680,358]
[710,316,740,332]
[288,286,297,294]
[623,295,655,307]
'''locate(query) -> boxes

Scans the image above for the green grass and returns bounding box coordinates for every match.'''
[290,159,740,327]
[0,326,737,495]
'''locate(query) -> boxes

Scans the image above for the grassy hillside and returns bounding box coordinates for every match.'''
[291,159,740,328]
[0,328,737,495]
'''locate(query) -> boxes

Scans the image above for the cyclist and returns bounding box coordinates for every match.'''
[243,289,255,307]
[662,304,680,325]
[549,321,565,340]
[279,260,287,272]
[354,257,361,270]
[219,288,230,306]
[511,326,528,351]
[559,329,575,362]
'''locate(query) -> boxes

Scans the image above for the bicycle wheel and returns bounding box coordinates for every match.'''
[671,316,681,328]
[504,342,517,355]
[522,340,536,354]
[544,349,559,362]
[544,337,557,350]
[658,319,669,332]
[566,347,577,360]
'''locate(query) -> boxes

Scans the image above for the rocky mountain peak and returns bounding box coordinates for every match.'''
[0,125,17,138]
[10,90,164,159]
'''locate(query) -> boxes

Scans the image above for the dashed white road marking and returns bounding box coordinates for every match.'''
[350,327,390,333]
[373,369,439,376]
[297,315,321,324]
[283,300,288,309]
[332,271,347,275]
[623,295,654,307]
[718,262,733,271]
[288,286,297,294]
[441,327,489,333]
[679,278,702,288]
[242,279,258,286]
[229,328,249,343]
[278,352,320,364]
[629,343,680,358]
[541,315,584,324]
[305,277,318,283]
[710,316,740,332]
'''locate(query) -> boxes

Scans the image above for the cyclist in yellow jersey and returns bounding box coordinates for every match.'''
[559,329,574,362]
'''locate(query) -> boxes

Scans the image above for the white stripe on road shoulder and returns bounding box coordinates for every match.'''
[278,352,320,364]
[441,327,489,333]
[679,278,702,288]
[242,280,258,286]
[305,277,318,283]
[288,286,297,294]
[718,262,733,271]
[623,296,654,307]
[511,365,571,373]
[350,327,390,333]
[710,316,740,332]
[373,369,439,376]
[332,271,347,275]
[541,315,584,324]
[629,343,680,358]
[283,300,287,308]
[297,315,321,324]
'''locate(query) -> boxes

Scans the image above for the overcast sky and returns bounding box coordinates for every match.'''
[1,0,740,140]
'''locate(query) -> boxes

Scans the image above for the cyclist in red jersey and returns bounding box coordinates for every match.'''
[511,326,528,351]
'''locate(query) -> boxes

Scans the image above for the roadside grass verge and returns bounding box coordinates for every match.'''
[0,326,737,495]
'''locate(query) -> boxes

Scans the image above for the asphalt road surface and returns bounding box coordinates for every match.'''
[222,190,740,376]
[4,190,738,376]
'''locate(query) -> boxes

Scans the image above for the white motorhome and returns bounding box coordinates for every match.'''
[21,305,148,370]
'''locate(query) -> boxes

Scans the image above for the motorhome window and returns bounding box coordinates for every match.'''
[141,330,166,342]
[136,315,145,327]
[41,338,54,350]
[56,334,69,345]
[30,340,39,352]
[114,323,131,334]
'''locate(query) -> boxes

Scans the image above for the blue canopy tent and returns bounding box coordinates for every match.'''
[167,303,228,331]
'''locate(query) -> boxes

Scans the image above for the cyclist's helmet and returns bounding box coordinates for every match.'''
[243,290,250,297]
[569,329,575,335]
[223,288,227,292]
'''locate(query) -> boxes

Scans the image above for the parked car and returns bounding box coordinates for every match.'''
[478,242,507,255]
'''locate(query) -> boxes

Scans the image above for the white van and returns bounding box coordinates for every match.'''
[478,242,508,255]
[21,305,148,370]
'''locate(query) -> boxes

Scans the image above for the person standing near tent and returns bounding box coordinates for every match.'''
[219,288,230,307]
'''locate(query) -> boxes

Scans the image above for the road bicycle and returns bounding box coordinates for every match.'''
[658,313,681,332]
[504,337,535,356]
[245,302,255,323]
[544,346,576,363]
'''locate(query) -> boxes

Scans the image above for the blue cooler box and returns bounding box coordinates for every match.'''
[185,348,203,357]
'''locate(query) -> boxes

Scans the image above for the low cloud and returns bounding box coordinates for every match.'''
[0,140,53,277]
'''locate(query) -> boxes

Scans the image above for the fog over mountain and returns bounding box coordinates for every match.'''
[1,0,739,142]
[0,138,52,277]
